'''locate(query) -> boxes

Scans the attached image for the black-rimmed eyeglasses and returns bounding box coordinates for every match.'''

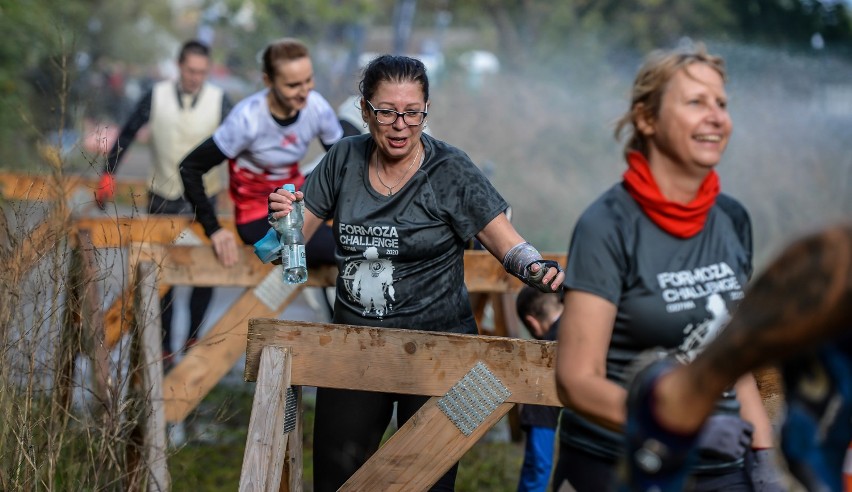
[366,100,428,126]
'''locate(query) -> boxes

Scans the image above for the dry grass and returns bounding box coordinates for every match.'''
[0,172,143,490]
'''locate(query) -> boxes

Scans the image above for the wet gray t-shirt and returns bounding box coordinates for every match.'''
[560,183,753,460]
[302,133,508,334]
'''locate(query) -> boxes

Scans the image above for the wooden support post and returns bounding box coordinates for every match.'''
[239,346,292,492]
[126,261,170,492]
[76,230,111,410]
[58,232,84,414]
[58,230,110,413]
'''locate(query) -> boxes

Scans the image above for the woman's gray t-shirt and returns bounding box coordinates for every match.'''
[302,133,508,334]
[560,183,753,460]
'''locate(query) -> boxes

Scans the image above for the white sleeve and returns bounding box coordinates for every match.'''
[212,97,259,159]
[314,94,344,146]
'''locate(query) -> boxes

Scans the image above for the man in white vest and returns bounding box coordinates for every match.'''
[97,39,233,365]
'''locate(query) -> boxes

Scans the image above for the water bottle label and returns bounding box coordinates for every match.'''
[283,244,306,269]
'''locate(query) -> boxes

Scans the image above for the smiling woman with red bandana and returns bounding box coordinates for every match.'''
[553,43,782,492]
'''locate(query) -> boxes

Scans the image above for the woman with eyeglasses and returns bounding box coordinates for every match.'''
[179,38,343,266]
[267,54,565,492]
[553,43,782,491]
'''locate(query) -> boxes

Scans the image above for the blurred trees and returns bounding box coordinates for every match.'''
[209,0,380,98]
[0,0,174,167]
[1,0,850,169]
[447,0,852,69]
[730,0,852,46]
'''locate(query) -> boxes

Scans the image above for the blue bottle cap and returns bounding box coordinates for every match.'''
[284,183,296,193]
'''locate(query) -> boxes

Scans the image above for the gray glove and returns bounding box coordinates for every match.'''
[746,448,786,492]
[696,414,754,461]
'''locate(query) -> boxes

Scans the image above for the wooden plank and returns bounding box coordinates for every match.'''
[98,221,224,350]
[342,398,513,491]
[129,261,170,491]
[129,243,275,287]
[0,172,147,202]
[104,244,335,350]
[239,346,292,492]
[163,275,305,423]
[73,216,210,248]
[244,320,560,407]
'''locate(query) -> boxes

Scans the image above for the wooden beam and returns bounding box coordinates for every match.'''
[130,243,341,288]
[129,243,274,287]
[103,243,335,350]
[239,346,291,492]
[244,320,560,407]
[103,286,137,350]
[163,275,305,423]
[0,172,147,202]
[72,216,211,248]
[342,398,513,491]
[127,261,170,491]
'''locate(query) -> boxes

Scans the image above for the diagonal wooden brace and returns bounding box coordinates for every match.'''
[341,361,514,491]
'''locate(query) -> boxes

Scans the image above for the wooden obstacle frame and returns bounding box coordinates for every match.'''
[60,216,564,490]
[1,171,784,491]
[239,320,562,491]
[120,243,563,491]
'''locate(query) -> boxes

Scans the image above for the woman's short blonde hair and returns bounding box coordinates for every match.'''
[614,42,726,157]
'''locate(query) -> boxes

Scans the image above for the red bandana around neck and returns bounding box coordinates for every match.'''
[622,151,720,238]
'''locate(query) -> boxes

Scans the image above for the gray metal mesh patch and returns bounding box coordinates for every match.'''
[437,361,511,436]
[283,386,297,434]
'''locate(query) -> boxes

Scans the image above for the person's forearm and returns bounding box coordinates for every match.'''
[179,137,227,237]
[302,209,324,244]
[692,225,852,388]
[563,376,628,432]
[104,91,152,173]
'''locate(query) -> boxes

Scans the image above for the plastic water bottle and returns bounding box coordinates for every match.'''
[271,183,307,284]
